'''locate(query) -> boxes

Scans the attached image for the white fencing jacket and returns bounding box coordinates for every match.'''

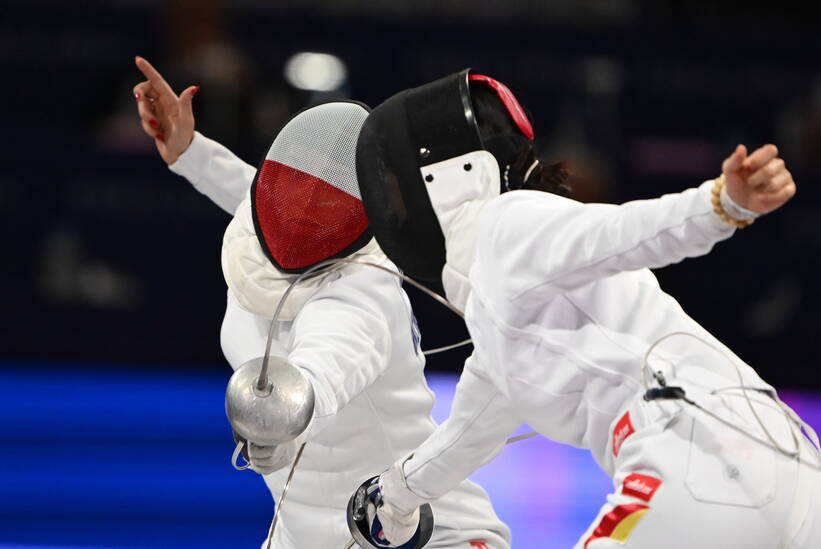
[384,173,776,511]
[169,133,510,548]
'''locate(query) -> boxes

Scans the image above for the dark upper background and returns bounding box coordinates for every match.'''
[2,0,819,388]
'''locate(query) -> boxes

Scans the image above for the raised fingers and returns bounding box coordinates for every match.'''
[761,170,793,193]
[132,81,157,106]
[757,179,796,212]
[752,164,796,214]
[133,81,165,138]
[722,144,747,174]
[772,179,797,203]
[135,56,178,109]
[741,144,779,173]
[747,157,786,189]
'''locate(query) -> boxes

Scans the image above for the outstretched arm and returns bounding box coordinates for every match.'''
[384,358,521,507]
[479,144,796,302]
[286,265,400,436]
[363,357,521,546]
[229,265,400,475]
[133,56,254,214]
[167,132,256,215]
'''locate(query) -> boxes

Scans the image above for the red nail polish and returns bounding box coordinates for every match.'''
[149,119,157,127]
[156,135,165,142]
[192,86,200,96]
[134,92,141,101]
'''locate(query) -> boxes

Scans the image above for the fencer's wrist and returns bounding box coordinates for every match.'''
[710,175,755,228]
[379,458,428,514]
[168,131,207,176]
[719,176,760,221]
[373,501,419,546]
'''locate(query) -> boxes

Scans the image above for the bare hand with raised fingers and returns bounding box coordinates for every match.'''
[721,144,797,215]
[133,56,199,165]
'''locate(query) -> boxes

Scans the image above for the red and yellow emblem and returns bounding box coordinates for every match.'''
[585,503,649,547]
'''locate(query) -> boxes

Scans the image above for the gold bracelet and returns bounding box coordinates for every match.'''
[711,175,754,229]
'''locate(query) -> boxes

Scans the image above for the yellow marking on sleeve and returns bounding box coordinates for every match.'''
[610,508,648,543]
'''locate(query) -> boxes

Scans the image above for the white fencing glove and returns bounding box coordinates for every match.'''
[366,492,419,547]
[248,434,304,475]
[362,459,425,547]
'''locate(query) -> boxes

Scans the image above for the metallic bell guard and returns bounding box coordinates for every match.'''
[225,355,315,447]
[346,476,434,549]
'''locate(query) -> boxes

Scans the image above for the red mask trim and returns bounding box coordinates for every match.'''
[468,73,535,140]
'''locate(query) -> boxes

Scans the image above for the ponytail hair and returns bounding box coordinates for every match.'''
[471,81,571,197]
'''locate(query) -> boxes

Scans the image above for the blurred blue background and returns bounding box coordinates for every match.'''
[1,1,820,547]
[1,370,820,548]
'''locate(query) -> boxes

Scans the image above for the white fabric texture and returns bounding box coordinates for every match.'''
[379,156,821,547]
[173,133,511,549]
[381,361,520,513]
[169,131,254,215]
[422,150,500,311]
[572,386,821,549]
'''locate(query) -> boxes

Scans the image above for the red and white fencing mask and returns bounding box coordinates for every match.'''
[252,101,372,273]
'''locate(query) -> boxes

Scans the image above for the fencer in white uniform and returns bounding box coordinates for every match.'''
[132,59,510,549]
[352,70,821,549]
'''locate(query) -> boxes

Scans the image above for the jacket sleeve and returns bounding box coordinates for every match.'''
[286,268,397,437]
[168,131,257,215]
[479,181,737,302]
[381,356,522,511]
